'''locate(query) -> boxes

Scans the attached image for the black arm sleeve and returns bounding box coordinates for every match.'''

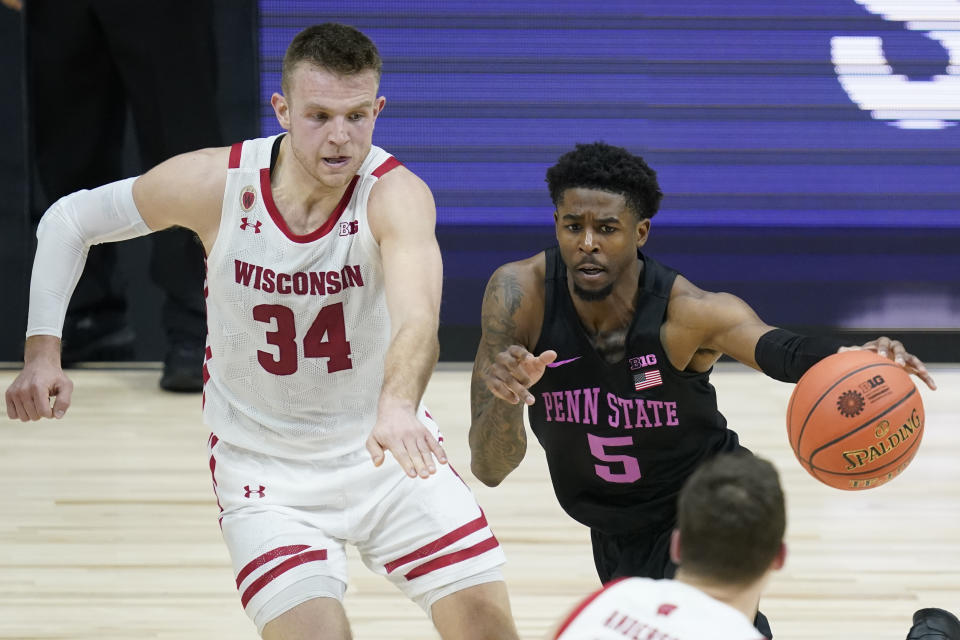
[754,328,849,383]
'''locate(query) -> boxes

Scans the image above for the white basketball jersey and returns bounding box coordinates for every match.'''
[555,578,765,640]
[204,134,415,459]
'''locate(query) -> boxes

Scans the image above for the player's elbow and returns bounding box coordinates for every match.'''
[470,460,510,487]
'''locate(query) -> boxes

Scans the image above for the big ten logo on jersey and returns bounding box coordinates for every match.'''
[628,353,657,371]
[339,220,359,236]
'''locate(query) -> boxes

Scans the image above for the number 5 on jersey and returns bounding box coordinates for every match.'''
[252,302,352,375]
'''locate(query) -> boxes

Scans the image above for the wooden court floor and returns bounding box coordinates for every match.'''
[1,363,957,639]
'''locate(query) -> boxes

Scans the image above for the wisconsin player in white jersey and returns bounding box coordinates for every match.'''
[553,453,784,640]
[6,23,519,640]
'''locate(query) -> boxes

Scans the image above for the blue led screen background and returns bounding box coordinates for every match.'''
[257,1,960,336]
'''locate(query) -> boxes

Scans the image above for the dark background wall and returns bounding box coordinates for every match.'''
[0,0,259,361]
[0,8,29,362]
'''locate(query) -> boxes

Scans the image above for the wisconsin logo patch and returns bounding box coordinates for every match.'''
[240,185,257,212]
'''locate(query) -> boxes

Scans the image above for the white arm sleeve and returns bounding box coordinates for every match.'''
[26,177,153,338]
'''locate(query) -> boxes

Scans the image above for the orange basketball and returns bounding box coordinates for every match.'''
[786,350,924,490]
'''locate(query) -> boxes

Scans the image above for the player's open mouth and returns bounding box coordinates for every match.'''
[577,265,605,278]
[323,156,350,167]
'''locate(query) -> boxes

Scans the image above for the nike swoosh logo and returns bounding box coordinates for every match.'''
[547,356,582,368]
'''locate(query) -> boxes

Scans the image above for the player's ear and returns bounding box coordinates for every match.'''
[669,528,682,564]
[772,542,787,571]
[636,217,651,248]
[373,96,386,118]
[272,93,291,130]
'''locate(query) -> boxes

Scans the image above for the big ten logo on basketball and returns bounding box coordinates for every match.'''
[628,353,657,371]
[841,408,923,472]
[858,374,894,405]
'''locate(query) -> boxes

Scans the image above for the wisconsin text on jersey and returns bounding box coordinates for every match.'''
[601,609,679,640]
[233,259,365,296]
[540,387,679,428]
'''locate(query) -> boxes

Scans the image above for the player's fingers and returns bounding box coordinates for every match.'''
[502,374,535,405]
[424,432,447,465]
[413,438,437,477]
[21,391,41,421]
[505,345,533,362]
[904,356,937,390]
[32,384,54,420]
[886,340,906,365]
[537,349,558,365]
[5,388,17,419]
[14,395,31,421]
[493,345,533,375]
[485,377,521,404]
[13,382,42,421]
[365,435,385,466]
[494,350,534,387]
[52,378,73,419]
[391,442,418,478]
[873,336,893,359]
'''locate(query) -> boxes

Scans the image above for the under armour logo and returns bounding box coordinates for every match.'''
[656,603,677,616]
[243,484,266,498]
[240,218,262,233]
[339,220,359,236]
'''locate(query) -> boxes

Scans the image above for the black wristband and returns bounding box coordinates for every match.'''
[754,328,848,383]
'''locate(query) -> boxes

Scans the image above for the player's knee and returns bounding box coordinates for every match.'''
[257,577,349,639]
[427,573,518,640]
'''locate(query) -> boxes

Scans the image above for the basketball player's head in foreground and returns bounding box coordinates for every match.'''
[271,23,386,191]
[672,453,786,599]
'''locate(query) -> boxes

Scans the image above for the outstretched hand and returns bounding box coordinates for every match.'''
[840,336,936,390]
[482,346,558,405]
[366,407,448,479]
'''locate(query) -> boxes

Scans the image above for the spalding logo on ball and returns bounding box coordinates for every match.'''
[786,350,924,490]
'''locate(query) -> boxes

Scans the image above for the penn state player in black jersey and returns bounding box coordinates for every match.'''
[467,142,937,639]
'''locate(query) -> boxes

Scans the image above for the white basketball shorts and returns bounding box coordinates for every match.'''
[205,424,506,630]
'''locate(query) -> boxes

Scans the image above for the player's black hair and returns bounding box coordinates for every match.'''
[282,23,382,93]
[546,142,663,220]
[678,452,786,585]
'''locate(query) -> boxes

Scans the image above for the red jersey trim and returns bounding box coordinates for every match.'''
[553,577,631,639]
[236,544,311,589]
[404,535,499,580]
[228,142,243,169]
[240,549,328,608]
[372,156,402,178]
[259,168,359,244]
[385,511,490,573]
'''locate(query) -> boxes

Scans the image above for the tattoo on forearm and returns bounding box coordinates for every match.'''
[469,269,530,480]
[469,372,527,479]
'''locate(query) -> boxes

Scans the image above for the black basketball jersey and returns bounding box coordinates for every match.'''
[528,247,742,535]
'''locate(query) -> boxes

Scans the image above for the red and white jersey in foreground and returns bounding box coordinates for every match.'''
[555,577,765,640]
[203,135,416,459]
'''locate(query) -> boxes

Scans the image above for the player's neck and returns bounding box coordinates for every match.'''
[674,568,767,622]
